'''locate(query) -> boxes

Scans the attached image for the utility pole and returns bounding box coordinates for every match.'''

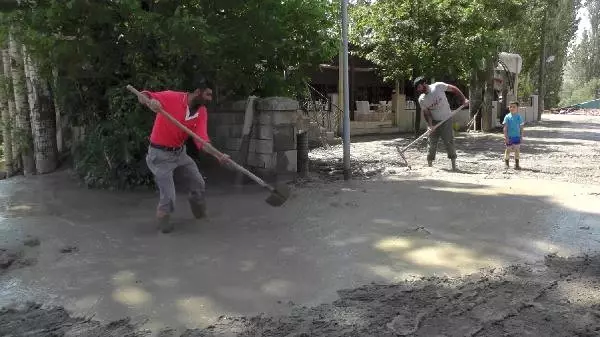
[341,0,351,180]
[537,5,548,121]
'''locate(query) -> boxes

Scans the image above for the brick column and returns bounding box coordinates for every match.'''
[208,100,247,161]
[251,97,298,181]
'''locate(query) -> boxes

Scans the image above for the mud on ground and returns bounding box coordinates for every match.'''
[309,114,600,184]
[1,254,598,337]
[2,114,600,336]
[0,236,39,274]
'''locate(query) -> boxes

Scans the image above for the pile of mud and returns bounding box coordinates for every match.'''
[308,141,406,181]
[0,236,39,274]
[309,158,389,180]
[0,303,145,337]
[1,254,599,336]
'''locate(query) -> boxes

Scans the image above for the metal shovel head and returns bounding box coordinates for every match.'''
[265,183,291,207]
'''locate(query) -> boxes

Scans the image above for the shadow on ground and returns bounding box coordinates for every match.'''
[1,168,600,330]
[310,115,600,182]
[1,254,599,337]
[2,113,600,335]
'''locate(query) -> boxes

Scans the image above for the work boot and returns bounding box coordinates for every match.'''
[505,159,510,168]
[451,159,457,171]
[157,211,174,234]
[427,160,433,167]
[189,200,207,219]
[515,159,521,170]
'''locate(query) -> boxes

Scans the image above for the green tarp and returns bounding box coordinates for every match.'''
[567,98,600,110]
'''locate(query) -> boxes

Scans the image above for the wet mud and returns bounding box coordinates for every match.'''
[2,254,599,336]
[0,236,39,274]
[2,114,600,335]
[309,115,600,184]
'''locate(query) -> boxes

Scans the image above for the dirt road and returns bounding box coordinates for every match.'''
[1,114,599,336]
[310,114,600,184]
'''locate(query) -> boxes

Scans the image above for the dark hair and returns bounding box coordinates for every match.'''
[509,101,519,107]
[192,77,213,91]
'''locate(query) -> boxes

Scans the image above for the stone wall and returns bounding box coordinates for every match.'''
[208,97,298,181]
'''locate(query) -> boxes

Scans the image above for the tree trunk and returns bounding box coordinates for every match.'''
[52,67,63,154]
[8,32,35,175]
[412,71,422,137]
[0,48,14,176]
[469,69,484,131]
[482,56,495,131]
[3,46,19,173]
[22,45,58,174]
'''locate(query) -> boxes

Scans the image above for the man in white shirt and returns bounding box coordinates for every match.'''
[414,77,469,171]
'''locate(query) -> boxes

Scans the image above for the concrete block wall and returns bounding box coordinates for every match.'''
[208,97,298,181]
[395,94,414,133]
[399,106,471,132]
[517,95,538,124]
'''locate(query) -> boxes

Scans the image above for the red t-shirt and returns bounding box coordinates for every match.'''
[142,90,210,150]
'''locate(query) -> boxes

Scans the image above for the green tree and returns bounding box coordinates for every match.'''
[560,0,598,106]
[351,0,525,82]
[503,0,580,108]
[350,0,526,131]
[0,0,337,188]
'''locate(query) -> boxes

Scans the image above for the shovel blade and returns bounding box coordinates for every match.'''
[265,183,291,207]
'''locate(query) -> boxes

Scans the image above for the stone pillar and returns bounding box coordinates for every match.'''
[209,100,247,161]
[209,97,299,182]
[254,97,298,181]
[395,94,412,132]
[530,95,539,122]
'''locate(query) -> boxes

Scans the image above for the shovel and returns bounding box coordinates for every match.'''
[396,103,467,168]
[126,85,290,207]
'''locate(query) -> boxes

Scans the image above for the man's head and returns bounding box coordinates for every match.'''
[413,76,429,95]
[188,78,213,109]
[509,101,519,114]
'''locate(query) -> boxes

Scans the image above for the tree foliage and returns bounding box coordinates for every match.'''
[350,0,580,109]
[561,78,600,107]
[561,0,599,106]
[0,0,337,188]
[350,0,525,83]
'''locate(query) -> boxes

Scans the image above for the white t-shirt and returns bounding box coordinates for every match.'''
[418,82,451,121]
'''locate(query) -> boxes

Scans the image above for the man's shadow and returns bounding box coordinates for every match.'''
[440,168,478,174]
[503,167,542,173]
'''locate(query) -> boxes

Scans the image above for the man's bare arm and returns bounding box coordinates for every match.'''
[446,84,468,105]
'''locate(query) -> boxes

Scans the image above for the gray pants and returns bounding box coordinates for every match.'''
[427,119,457,161]
[146,146,205,214]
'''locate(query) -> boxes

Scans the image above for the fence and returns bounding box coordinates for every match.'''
[298,83,340,134]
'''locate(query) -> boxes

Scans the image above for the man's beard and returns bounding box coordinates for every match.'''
[189,98,206,113]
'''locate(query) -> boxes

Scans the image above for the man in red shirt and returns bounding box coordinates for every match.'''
[140,79,224,233]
